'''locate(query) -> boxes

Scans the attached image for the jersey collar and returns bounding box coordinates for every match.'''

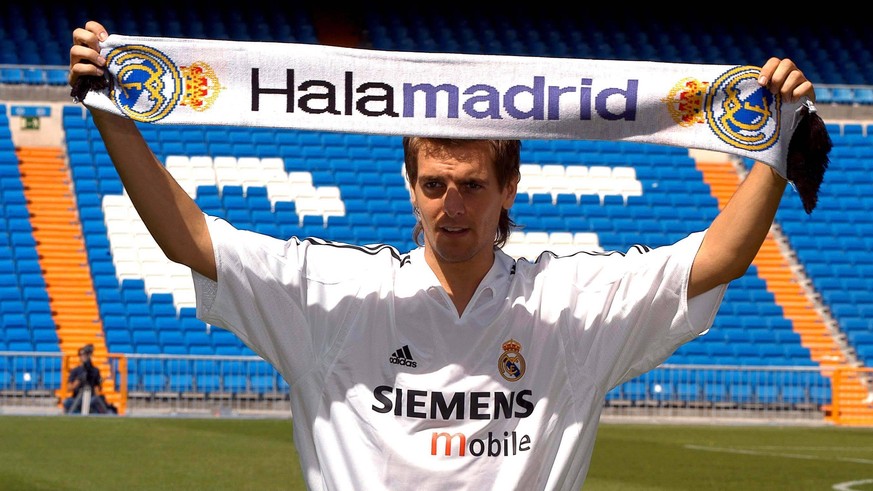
[402,247,515,316]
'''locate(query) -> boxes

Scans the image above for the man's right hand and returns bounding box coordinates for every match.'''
[69,21,109,90]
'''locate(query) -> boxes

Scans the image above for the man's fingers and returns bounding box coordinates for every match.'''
[83,21,109,42]
[71,22,109,64]
[775,62,812,104]
[70,44,104,67]
[758,57,782,86]
[757,58,813,104]
[763,59,792,90]
[72,27,99,51]
[792,80,816,103]
[69,43,105,88]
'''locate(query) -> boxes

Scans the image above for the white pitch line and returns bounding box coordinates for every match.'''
[684,444,873,465]
[754,446,873,453]
[833,479,873,491]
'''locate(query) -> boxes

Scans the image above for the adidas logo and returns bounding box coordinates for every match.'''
[389,345,417,368]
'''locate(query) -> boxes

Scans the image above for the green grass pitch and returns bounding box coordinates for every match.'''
[1,416,872,490]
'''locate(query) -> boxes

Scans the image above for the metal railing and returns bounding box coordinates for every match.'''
[3,351,871,425]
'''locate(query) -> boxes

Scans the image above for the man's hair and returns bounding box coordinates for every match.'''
[402,137,521,248]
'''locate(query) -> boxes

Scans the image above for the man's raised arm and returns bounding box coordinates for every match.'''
[688,57,815,298]
[71,21,216,281]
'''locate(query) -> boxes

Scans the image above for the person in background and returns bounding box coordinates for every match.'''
[62,344,113,414]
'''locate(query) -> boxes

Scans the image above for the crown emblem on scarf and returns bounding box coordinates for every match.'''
[663,77,709,127]
[181,62,222,112]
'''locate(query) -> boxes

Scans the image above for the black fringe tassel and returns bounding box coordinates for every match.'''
[70,72,112,104]
[786,103,833,214]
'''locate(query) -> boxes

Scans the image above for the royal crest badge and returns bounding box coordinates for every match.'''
[498,339,526,382]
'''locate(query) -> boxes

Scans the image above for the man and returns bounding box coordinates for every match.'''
[63,344,110,414]
[70,20,815,490]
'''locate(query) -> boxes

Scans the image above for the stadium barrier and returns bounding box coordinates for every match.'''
[0,351,292,417]
[0,351,61,414]
[105,353,294,417]
[602,364,841,425]
[2,351,870,425]
[829,366,873,427]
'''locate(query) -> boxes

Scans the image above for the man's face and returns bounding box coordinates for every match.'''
[411,141,516,269]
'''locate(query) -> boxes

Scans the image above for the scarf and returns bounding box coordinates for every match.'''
[73,34,831,212]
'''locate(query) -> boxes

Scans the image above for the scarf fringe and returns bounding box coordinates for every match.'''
[71,72,111,104]
[786,102,833,214]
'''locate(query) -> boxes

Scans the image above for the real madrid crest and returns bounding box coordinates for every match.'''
[663,66,780,153]
[705,65,781,151]
[498,339,526,382]
[105,45,222,123]
[105,44,184,123]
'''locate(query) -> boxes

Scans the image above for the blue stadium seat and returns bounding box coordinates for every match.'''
[168,374,194,393]
[22,68,45,85]
[158,331,186,349]
[755,385,781,404]
[676,382,701,403]
[46,69,68,86]
[5,327,30,344]
[179,315,207,332]
[816,87,834,104]
[223,374,248,393]
[31,329,59,349]
[220,360,246,376]
[212,329,242,349]
[809,385,832,406]
[13,371,37,391]
[129,316,156,333]
[621,381,648,401]
[781,386,808,406]
[132,330,159,346]
[196,374,222,393]
[728,383,754,404]
[140,374,167,392]
[136,344,162,355]
[133,358,164,375]
[732,343,758,362]
[277,376,290,392]
[704,383,729,403]
[831,88,856,104]
[0,68,24,84]
[111,344,135,355]
[213,344,242,356]
[250,374,277,393]
[43,369,62,390]
[184,330,213,348]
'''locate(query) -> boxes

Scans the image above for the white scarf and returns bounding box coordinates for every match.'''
[79,34,819,182]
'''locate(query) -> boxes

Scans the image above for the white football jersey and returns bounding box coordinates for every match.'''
[194,216,726,491]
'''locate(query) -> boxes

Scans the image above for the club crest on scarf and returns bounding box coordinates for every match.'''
[180,62,222,112]
[665,66,781,152]
[105,45,221,122]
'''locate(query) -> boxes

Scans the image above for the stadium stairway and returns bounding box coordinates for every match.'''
[15,145,121,411]
[694,151,873,422]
